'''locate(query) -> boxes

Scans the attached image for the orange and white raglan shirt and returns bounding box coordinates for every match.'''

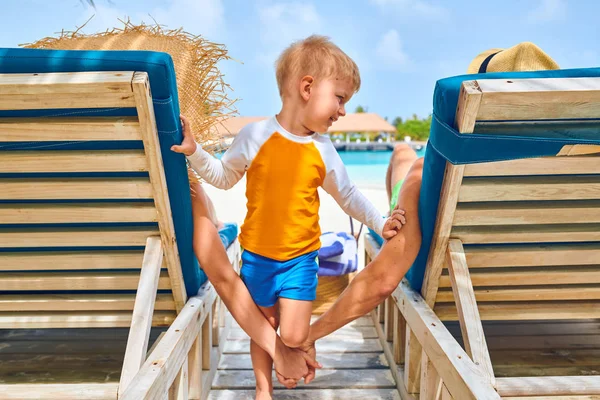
[187,116,385,262]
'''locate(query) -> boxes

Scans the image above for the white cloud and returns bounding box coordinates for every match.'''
[376,29,410,69]
[370,0,446,19]
[75,0,225,39]
[258,2,321,43]
[527,0,566,23]
[256,2,322,65]
[149,0,225,38]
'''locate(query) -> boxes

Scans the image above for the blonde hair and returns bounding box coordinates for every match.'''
[275,35,361,97]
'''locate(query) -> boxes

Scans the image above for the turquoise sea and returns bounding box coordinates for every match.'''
[340,149,426,187]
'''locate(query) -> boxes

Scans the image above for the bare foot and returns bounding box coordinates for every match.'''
[255,389,273,400]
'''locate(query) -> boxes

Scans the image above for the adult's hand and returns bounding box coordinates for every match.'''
[273,340,320,388]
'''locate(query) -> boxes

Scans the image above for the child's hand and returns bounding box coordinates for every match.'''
[381,208,406,240]
[170,114,198,156]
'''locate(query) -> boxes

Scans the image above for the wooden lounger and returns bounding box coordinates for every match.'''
[366,75,600,399]
[0,70,240,400]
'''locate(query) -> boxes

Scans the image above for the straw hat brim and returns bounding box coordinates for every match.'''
[24,20,237,149]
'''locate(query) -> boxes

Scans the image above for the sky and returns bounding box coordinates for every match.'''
[1,0,599,122]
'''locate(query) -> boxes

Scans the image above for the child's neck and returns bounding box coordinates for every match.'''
[276,103,313,137]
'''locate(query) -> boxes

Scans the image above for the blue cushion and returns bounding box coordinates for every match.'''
[0,47,206,296]
[408,67,600,291]
[367,227,384,247]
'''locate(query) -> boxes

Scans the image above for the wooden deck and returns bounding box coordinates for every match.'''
[208,315,401,400]
[0,315,598,399]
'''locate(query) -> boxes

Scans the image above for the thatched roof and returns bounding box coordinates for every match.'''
[214,112,396,137]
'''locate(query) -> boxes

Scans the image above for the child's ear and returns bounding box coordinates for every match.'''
[299,75,314,101]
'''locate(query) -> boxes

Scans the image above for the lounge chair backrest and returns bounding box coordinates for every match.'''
[421,76,600,322]
[0,71,186,328]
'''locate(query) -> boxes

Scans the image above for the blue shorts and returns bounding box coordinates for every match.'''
[240,250,319,308]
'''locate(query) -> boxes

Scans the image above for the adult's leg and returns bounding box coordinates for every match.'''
[308,157,424,342]
[190,180,223,229]
[386,144,418,210]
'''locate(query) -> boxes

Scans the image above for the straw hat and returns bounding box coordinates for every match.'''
[467,42,559,74]
[24,19,237,148]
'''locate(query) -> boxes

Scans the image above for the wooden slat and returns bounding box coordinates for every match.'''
[223,338,383,354]
[133,71,187,312]
[0,71,136,110]
[211,369,396,390]
[0,293,175,311]
[208,389,402,400]
[0,202,157,224]
[459,176,600,202]
[482,335,600,351]
[0,150,148,173]
[454,201,600,226]
[0,311,176,329]
[474,76,600,121]
[451,224,600,244]
[464,156,600,177]
[0,227,159,248]
[0,271,171,291]
[0,177,153,200]
[450,320,600,337]
[446,240,494,385]
[0,250,145,271]
[119,236,165,397]
[436,286,600,302]
[496,376,600,397]
[0,383,118,400]
[227,325,378,340]
[503,396,599,400]
[435,301,600,321]
[558,144,600,156]
[439,267,600,288]
[441,385,453,400]
[218,352,388,370]
[464,243,600,267]
[0,117,142,141]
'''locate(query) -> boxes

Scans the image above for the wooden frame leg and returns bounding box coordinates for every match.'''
[202,308,213,370]
[384,296,394,342]
[420,350,443,400]
[447,239,495,386]
[405,329,422,394]
[393,306,406,364]
[119,236,164,397]
[169,357,188,400]
[188,333,203,400]
[212,300,219,347]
